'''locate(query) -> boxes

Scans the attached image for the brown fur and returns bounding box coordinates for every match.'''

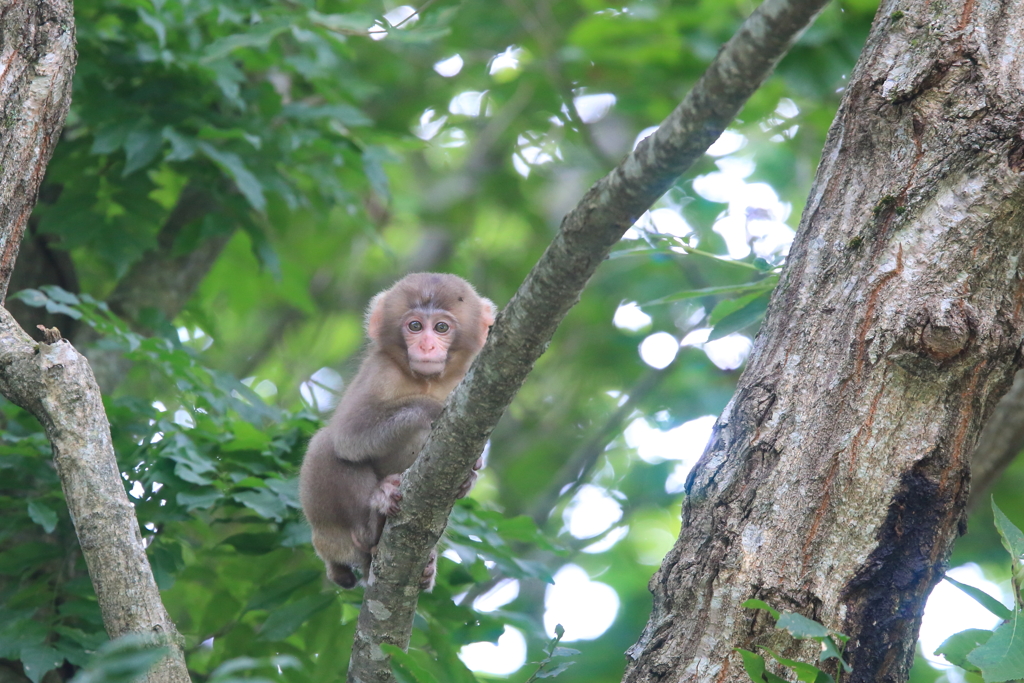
[299,273,495,589]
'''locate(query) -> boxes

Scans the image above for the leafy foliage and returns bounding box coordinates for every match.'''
[928,501,1024,683]
[737,600,850,683]
[11,0,1009,681]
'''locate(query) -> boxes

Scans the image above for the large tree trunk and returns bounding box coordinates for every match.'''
[624,1,1024,682]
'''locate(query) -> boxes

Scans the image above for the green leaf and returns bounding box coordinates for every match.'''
[935,628,991,672]
[91,125,129,155]
[534,661,574,678]
[818,637,851,672]
[992,499,1024,608]
[643,280,777,306]
[123,127,163,176]
[208,654,301,680]
[258,593,335,641]
[27,501,58,533]
[362,146,394,200]
[265,478,300,508]
[763,648,834,683]
[176,489,222,510]
[67,634,167,683]
[201,20,291,63]
[221,532,281,555]
[222,420,271,451]
[966,613,1024,682]
[307,10,375,32]
[281,103,372,127]
[776,612,830,639]
[162,127,197,161]
[136,9,166,48]
[708,293,769,341]
[233,489,287,521]
[943,575,1013,620]
[736,649,775,683]
[44,301,83,320]
[245,570,321,612]
[742,599,781,620]
[198,142,266,211]
[11,288,48,308]
[20,644,62,683]
[380,644,441,683]
[709,290,767,326]
[993,500,1024,559]
[38,286,79,305]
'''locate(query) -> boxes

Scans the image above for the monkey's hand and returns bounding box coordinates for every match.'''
[371,473,403,516]
[456,457,483,499]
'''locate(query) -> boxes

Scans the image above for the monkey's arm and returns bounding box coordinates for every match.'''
[330,396,443,466]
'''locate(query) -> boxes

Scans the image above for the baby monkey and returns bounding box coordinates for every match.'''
[299,273,496,589]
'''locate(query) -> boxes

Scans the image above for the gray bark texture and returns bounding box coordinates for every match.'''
[0,3,191,681]
[0,0,75,303]
[623,1,1024,682]
[346,0,831,680]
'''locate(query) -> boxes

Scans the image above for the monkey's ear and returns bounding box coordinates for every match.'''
[365,291,388,341]
[479,298,497,343]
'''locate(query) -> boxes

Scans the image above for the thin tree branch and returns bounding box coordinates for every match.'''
[970,368,1024,508]
[347,0,831,679]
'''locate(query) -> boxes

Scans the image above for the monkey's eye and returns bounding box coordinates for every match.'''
[434,322,450,334]
[408,321,423,332]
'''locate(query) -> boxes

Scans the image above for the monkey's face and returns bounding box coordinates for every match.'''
[402,311,456,376]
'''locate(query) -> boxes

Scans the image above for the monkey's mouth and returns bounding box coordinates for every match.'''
[409,359,445,376]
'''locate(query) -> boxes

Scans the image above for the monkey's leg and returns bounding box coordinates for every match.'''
[300,443,377,588]
[352,473,402,556]
[371,473,402,516]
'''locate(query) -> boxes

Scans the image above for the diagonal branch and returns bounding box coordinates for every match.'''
[347,0,832,679]
[969,368,1024,508]
[0,310,190,683]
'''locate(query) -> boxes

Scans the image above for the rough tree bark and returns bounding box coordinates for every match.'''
[0,313,190,683]
[346,0,831,680]
[0,0,75,301]
[0,3,190,682]
[624,1,1024,682]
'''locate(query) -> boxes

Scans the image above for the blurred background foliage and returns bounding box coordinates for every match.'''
[0,0,1009,681]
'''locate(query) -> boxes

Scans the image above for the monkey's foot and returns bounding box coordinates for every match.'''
[375,474,402,516]
[456,457,483,499]
[420,548,437,591]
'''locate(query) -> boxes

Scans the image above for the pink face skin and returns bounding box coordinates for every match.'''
[403,311,455,376]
